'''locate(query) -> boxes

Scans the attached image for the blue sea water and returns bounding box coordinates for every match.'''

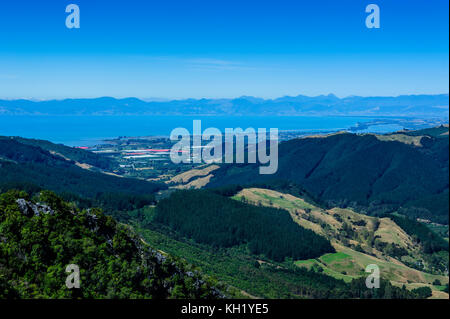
[0,115,377,146]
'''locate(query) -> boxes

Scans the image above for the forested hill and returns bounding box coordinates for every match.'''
[2,136,116,170]
[0,137,166,211]
[0,189,426,299]
[0,190,223,298]
[208,126,449,224]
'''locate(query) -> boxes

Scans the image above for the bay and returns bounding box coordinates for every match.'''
[0,115,377,146]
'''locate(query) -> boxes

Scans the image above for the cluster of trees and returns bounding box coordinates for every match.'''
[210,185,244,197]
[155,190,334,262]
[410,286,433,299]
[374,240,409,259]
[347,278,430,299]
[0,190,222,299]
[381,214,448,254]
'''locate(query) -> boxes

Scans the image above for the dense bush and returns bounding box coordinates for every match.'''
[411,286,432,299]
[0,190,221,299]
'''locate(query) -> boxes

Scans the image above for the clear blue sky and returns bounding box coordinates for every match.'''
[0,0,448,99]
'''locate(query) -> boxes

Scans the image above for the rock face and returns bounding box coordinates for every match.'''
[15,199,54,217]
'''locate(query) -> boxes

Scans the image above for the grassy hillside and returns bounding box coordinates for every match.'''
[232,187,448,298]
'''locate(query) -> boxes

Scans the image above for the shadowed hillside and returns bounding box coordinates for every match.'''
[0,137,166,211]
[208,127,449,224]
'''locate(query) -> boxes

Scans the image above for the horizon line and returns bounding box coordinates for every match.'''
[1,92,449,103]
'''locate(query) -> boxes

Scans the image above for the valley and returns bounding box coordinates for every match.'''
[0,125,448,299]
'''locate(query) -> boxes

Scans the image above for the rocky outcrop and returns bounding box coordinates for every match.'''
[15,199,54,217]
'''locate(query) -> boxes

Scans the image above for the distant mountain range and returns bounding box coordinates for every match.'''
[0,94,448,117]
